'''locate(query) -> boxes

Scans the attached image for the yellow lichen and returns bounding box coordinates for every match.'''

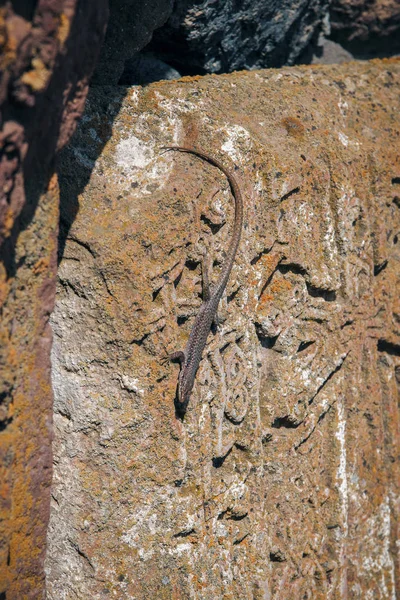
[1,206,14,238]
[21,57,50,92]
[57,13,70,46]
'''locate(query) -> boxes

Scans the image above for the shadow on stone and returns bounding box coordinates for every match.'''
[57,86,128,264]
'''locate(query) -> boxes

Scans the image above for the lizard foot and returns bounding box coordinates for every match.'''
[161,350,185,365]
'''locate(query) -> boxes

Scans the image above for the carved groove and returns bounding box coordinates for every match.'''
[306,284,336,301]
[377,339,400,356]
[308,353,349,406]
[280,186,300,202]
[212,446,233,468]
[255,330,279,349]
[297,340,315,353]
[373,260,388,276]
[200,214,224,234]
[271,416,301,429]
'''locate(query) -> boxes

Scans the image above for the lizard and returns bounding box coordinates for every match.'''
[161,146,244,412]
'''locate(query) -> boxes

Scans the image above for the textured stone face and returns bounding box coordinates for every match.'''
[330,0,400,56]
[47,60,400,598]
[0,2,108,597]
[92,0,174,85]
[149,0,331,73]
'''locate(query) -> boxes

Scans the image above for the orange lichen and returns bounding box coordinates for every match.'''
[32,257,49,275]
[270,278,292,294]
[281,116,305,138]
[0,206,14,238]
[57,13,70,46]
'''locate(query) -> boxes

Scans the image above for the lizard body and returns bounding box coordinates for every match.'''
[162,146,244,411]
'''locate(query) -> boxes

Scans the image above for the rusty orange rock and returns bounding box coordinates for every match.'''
[0,2,108,598]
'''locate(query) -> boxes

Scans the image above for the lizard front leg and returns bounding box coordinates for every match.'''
[161,350,186,367]
[169,350,186,364]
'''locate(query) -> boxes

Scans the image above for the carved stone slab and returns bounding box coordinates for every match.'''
[46,60,400,599]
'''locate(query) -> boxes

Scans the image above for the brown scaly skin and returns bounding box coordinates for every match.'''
[161,146,244,413]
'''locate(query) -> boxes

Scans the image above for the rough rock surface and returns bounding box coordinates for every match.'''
[0,2,108,597]
[148,0,331,74]
[92,0,174,85]
[47,60,400,598]
[330,0,400,57]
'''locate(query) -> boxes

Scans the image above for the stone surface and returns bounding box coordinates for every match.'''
[330,0,400,57]
[0,1,108,597]
[92,0,174,85]
[148,0,331,74]
[47,60,400,598]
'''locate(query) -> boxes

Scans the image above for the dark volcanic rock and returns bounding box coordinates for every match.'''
[330,0,400,57]
[92,0,175,85]
[148,0,331,74]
